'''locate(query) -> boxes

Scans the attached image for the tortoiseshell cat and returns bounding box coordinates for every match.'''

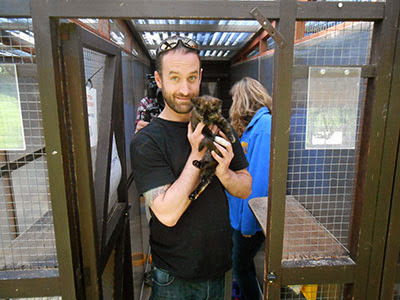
[189,95,236,201]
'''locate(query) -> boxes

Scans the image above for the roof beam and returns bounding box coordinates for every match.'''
[133,24,260,33]
[0,22,33,30]
[124,20,152,60]
[147,44,238,51]
[3,0,385,21]
[201,56,230,61]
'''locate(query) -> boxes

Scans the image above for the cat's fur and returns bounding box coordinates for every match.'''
[189,95,236,201]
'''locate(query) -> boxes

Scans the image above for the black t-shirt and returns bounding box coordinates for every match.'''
[130,117,248,281]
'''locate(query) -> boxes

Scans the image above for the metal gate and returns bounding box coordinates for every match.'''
[0,0,399,299]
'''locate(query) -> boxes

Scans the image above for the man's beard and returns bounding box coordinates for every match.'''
[162,91,196,114]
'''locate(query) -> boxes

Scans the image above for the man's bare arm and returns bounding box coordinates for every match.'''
[142,122,206,227]
[143,184,171,210]
[218,168,252,199]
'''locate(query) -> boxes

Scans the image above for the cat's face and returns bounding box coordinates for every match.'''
[191,95,222,121]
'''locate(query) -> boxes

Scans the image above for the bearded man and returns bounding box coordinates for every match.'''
[130,36,252,299]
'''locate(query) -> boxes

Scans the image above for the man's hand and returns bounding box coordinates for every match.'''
[188,122,207,160]
[135,120,149,133]
[211,132,234,179]
[211,131,252,199]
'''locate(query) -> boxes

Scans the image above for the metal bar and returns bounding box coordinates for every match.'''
[134,23,260,33]
[60,22,102,299]
[113,212,128,299]
[31,1,78,298]
[292,65,376,79]
[263,1,296,299]
[0,276,60,298]
[123,215,134,299]
[99,204,129,274]
[281,263,356,285]
[94,54,116,252]
[250,7,286,49]
[2,0,385,21]
[0,151,19,239]
[0,147,45,178]
[111,52,134,297]
[349,0,400,299]
[105,203,126,247]
[112,52,128,207]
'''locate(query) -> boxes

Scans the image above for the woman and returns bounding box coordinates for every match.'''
[228,77,272,300]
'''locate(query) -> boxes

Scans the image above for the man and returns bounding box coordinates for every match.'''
[130,36,252,299]
[135,83,164,133]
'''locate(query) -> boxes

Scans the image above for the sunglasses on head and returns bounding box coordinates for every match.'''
[156,36,199,57]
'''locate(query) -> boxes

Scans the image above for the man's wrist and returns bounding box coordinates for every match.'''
[217,168,232,183]
[189,151,203,162]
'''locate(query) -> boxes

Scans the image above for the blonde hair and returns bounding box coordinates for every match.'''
[229,77,272,137]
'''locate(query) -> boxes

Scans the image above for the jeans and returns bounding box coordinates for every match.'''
[150,265,225,300]
[232,229,265,300]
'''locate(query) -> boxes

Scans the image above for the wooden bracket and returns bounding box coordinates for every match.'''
[250,7,287,49]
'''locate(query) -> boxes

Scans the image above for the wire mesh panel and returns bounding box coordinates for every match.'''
[0,18,35,64]
[281,284,342,300]
[296,22,373,65]
[83,47,106,171]
[0,19,57,272]
[83,47,122,215]
[283,21,374,261]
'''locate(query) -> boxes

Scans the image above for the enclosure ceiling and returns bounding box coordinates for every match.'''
[0,17,352,62]
[131,19,262,61]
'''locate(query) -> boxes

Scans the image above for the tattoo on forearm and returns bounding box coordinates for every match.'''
[143,185,171,208]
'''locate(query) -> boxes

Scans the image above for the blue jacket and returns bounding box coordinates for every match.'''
[227,107,271,235]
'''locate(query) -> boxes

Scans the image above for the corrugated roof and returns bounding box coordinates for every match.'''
[131,19,261,60]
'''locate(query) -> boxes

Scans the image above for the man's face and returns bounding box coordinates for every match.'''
[155,50,202,116]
